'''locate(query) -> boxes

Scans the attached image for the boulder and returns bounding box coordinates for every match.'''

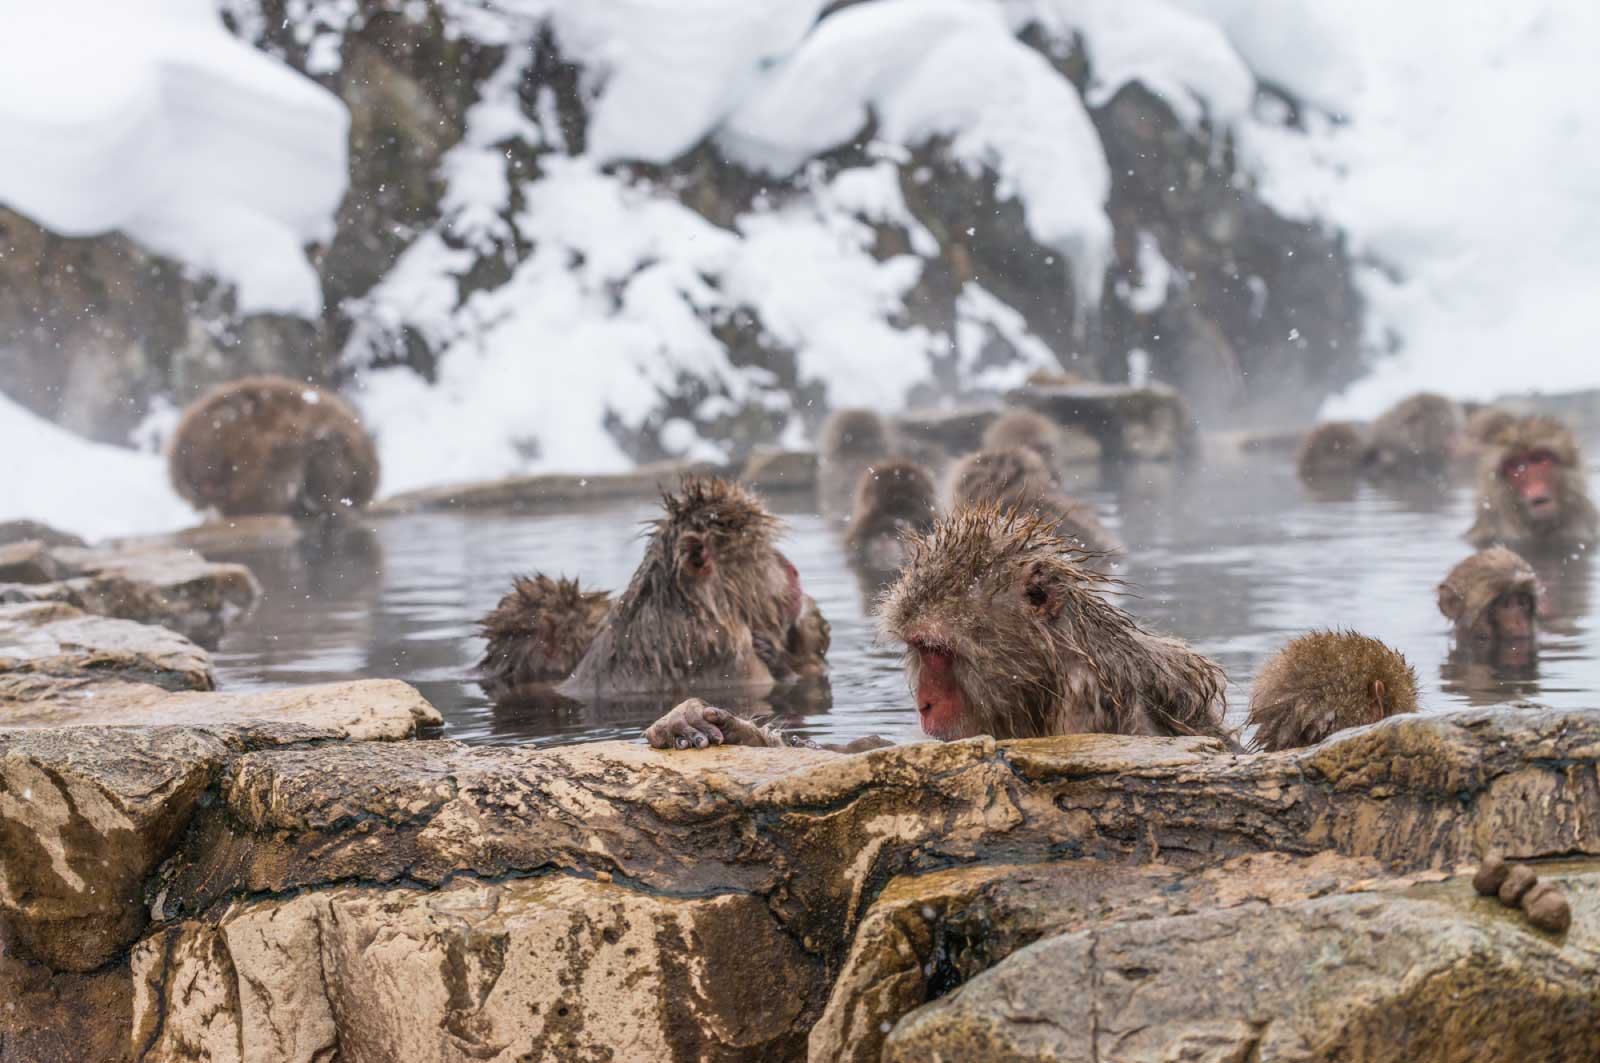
[0,680,440,972]
[884,865,1600,1062]
[0,602,214,693]
[1006,382,1197,462]
[0,543,259,648]
[0,520,86,549]
[741,448,819,496]
[370,460,726,515]
[133,875,820,1063]
[0,541,60,584]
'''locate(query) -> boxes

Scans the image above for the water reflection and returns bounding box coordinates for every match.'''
[210,456,1600,747]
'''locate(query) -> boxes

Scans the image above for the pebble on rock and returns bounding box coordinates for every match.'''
[1520,880,1573,934]
[1497,864,1540,907]
[1473,855,1510,896]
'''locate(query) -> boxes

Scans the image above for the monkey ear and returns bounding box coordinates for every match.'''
[1436,583,1463,621]
[678,532,715,577]
[1023,564,1063,621]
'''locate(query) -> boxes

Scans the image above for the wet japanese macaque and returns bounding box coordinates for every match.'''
[981,410,1096,479]
[946,447,1057,509]
[646,506,1226,751]
[1362,392,1464,481]
[1437,547,1543,647]
[844,459,939,572]
[1467,415,1599,553]
[561,477,827,697]
[817,408,892,515]
[1296,421,1366,484]
[169,376,380,518]
[478,575,612,700]
[1246,631,1419,752]
[947,447,1120,559]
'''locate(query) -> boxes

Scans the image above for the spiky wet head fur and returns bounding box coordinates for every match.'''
[818,408,890,461]
[1437,546,1542,640]
[946,447,1057,509]
[1297,421,1365,482]
[1247,630,1418,752]
[565,477,793,691]
[879,505,1227,741]
[1467,414,1598,550]
[478,574,610,695]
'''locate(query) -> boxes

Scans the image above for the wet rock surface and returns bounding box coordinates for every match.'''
[0,539,259,648]
[884,865,1600,1062]
[3,705,1598,1058]
[0,602,215,695]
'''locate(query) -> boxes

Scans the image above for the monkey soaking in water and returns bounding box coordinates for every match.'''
[844,459,939,572]
[1467,414,1598,553]
[560,477,828,698]
[1437,546,1542,646]
[646,505,1223,749]
[169,376,380,518]
[1246,631,1419,752]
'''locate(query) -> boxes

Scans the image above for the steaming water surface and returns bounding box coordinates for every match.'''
[210,454,1600,747]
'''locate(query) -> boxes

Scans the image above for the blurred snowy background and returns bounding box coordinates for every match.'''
[1,0,1596,538]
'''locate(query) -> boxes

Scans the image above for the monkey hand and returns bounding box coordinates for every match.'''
[643,698,785,750]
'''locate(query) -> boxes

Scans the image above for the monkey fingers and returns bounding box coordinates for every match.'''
[644,698,728,749]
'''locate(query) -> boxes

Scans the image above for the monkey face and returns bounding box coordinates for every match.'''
[1501,448,1562,523]
[1488,589,1538,641]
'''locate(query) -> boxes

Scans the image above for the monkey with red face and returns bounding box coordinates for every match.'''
[1467,415,1598,553]
[1438,546,1543,647]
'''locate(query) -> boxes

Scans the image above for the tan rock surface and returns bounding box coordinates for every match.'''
[133,875,820,1063]
[0,544,259,647]
[0,602,214,693]
[0,680,440,972]
[884,865,1600,1062]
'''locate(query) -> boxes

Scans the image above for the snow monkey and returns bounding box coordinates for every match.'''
[645,506,1225,749]
[981,409,1096,482]
[478,575,612,700]
[169,376,379,518]
[560,477,828,698]
[1296,421,1366,484]
[817,407,892,515]
[844,459,939,572]
[1246,631,1419,752]
[947,446,1121,558]
[1467,414,1599,553]
[1437,546,1542,645]
[1362,392,1463,481]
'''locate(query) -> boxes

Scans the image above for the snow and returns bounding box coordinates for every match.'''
[0,392,192,542]
[1006,0,1254,129]
[1197,0,1600,417]
[721,0,1112,307]
[0,0,347,315]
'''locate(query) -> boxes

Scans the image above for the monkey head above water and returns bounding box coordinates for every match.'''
[817,407,893,515]
[844,459,938,572]
[1296,421,1366,484]
[881,506,1225,741]
[1362,392,1463,481]
[1467,414,1599,553]
[1437,546,1543,645]
[1246,631,1419,752]
[168,376,380,518]
[560,477,826,698]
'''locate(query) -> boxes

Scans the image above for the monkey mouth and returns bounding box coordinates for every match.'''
[1526,496,1557,520]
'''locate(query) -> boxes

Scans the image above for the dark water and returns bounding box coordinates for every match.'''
[209,454,1600,747]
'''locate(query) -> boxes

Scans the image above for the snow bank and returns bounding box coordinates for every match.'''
[1197,0,1600,416]
[0,0,347,315]
[0,393,192,542]
[721,0,1111,305]
[1006,0,1254,129]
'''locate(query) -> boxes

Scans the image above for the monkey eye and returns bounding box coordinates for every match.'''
[1527,449,1557,466]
